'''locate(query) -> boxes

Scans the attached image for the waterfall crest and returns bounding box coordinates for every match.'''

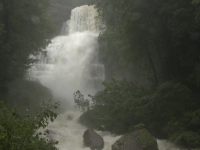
[62,5,101,35]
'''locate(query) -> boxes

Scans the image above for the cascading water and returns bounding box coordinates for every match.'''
[28,5,180,150]
[29,5,105,106]
[62,5,101,34]
[28,5,119,150]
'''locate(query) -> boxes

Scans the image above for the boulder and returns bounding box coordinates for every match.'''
[83,129,104,150]
[112,129,158,150]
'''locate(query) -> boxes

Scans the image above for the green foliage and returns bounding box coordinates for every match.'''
[144,81,200,149]
[148,81,191,126]
[75,79,150,134]
[170,131,200,148]
[75,79,200,148]
[0,0,53,95]
[0,100,60,150]
[74,90,91,112]
[153,81,191,98]
[136,129,156,148]
[96,0,200,86]
[163,109,200,148]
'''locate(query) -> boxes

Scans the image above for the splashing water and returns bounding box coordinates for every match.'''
[40,111,120,150]
[157,140,180,150]
[28,5,179,150]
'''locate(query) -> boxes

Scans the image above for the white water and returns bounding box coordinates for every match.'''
[29,31,104,106]
[41,111,120,150]
[157,140,180,150]
[28,5,180,150]
[28,5,119,150]
[62,5,101,34]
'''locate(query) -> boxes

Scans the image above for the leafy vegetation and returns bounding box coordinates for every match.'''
[136,129,157,148]
[75,79,150,134]
[0,0,53,97]
[75,79,200,149]
[96,0,200,86]
[0,100,60,150]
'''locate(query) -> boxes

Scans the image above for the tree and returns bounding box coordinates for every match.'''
[0,100,60,150]
[96,0,200,87]
[0,0,53,96]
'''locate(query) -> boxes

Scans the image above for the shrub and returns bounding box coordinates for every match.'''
[0,100,60,150]
[74,79,149,134]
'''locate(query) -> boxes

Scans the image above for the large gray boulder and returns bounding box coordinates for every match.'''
[112,129,158,150]
[83,129,104,150]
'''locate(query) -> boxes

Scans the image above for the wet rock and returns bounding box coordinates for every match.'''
[83,129,104,150]
[112,129,158,150]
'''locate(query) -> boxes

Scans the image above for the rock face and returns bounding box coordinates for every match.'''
[83,129,104,150]
[112,129,158,150]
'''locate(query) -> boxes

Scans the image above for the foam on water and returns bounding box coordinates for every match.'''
[41,111,120,150]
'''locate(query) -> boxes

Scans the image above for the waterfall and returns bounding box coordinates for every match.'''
[28,5,179,150]
[29,5,105,105]
[61,5,102,35]
[28,5,119,150]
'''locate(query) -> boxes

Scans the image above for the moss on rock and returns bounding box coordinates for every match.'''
[112,129,158,150]
[136,129,157,148]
